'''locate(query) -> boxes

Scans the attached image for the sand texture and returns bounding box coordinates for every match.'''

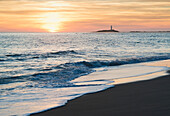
[31,70,170,116]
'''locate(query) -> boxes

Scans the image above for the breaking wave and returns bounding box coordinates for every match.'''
[1,55,169,87]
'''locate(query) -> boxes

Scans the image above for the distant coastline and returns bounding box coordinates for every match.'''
[130,31,170,33]
[94,25,170,33]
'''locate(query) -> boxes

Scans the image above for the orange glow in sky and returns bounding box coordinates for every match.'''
[40,13,64,32]
[0,0,170,32]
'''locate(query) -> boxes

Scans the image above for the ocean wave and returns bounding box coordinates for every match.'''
[0,59,6,61]
[2,50,79,61]
[5,50,78,57]
[72,55,170,68]
[6,54,23,57]
[49,50,78,55]
[1,55,169,87]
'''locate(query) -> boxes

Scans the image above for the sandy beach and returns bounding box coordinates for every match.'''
[31,60,170,116]
[1,1,170,115]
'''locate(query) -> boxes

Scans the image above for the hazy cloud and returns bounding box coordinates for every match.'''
[0,0,169,32]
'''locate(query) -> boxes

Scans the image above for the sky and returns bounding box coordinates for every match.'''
[0,0,170,32]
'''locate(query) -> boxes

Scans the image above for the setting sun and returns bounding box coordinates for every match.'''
[40,13,64,32]
[0,0,170,115]
[0,0,169,32]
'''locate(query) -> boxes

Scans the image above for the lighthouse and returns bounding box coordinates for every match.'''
[111,25,112,30]
[96,25,119,32]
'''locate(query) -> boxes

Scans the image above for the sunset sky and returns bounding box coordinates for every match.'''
[0,0,170,32]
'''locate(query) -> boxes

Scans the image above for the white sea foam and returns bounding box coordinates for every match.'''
[71,62,168,86]
[0,32,170,115]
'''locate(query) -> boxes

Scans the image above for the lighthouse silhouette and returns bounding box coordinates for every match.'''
[111,25,112,30]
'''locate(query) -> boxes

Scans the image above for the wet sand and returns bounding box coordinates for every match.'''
[31,70,170,116]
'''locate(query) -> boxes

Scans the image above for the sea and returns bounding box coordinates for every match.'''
[0,32,170,116]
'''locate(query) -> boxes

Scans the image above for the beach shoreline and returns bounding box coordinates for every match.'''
[31,68,170,116]
[0,32,169,116]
